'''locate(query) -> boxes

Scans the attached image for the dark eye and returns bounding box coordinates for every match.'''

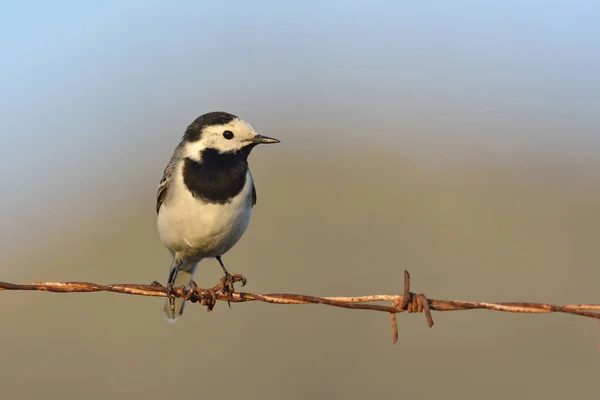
[222,130,234,140]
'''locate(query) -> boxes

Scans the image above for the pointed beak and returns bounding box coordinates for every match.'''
[250,134,280,144]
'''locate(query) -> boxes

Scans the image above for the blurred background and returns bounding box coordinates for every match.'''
[1,1,599,398]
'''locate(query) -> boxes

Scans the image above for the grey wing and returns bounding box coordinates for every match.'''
[156,160,177,213]
[251,182,257,206]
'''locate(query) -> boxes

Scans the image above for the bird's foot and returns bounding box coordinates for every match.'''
[219,273,247,308]
[219,273,247,293]
[219,273,247,294]
[165,282,176,317]
[221,272,234,308]
[220,272,235,295]
[234,273,248,287]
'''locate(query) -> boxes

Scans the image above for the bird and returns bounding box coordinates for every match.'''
[156,111,279,321]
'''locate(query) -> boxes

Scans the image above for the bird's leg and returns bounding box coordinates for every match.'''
[216,256,235,307]
[166,256,184,318]
[216,256,234,292]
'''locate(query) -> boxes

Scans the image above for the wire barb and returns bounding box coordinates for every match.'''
[389,270,434,344]
[1,271,599,345]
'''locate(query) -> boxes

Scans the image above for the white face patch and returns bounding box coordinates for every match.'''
[180,118,258,160]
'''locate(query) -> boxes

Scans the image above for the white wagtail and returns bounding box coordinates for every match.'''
[156,111,279,321]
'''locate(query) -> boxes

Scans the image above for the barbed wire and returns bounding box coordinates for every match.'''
[1,270,599,344]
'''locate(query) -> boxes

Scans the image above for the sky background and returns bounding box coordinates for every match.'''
[2,2,599,221]
[1,2,599,399]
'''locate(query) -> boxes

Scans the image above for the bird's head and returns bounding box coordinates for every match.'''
[179,111,279,161]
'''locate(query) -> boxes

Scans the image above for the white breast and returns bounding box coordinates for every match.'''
[157,165,254,259]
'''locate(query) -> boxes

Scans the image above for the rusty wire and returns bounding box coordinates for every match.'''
[1,270,599,345]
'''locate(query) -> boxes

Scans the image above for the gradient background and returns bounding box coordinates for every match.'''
[1,1,600,399]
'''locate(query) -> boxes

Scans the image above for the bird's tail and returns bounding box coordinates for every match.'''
[163,258,200,322]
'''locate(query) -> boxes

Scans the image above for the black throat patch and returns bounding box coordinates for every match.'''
[183,148,250,204]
